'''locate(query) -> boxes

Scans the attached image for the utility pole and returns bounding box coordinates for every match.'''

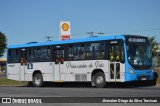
[87,32,94,37]
[87,32,98,37]
[87,32,103,37]
[45,36,52,41]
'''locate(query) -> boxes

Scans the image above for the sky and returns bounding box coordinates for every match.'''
[0,0,160,57]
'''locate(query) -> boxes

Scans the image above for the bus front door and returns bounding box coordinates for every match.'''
[54,49,64,81]
[20,49,28,81]
[109,44,124,82]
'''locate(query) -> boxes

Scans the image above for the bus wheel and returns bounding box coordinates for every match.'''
[94,72,106,88]
[33,73,43,87]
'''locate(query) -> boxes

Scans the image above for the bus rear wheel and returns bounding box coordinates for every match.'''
[33,73,43,87]
[94,72,106,88]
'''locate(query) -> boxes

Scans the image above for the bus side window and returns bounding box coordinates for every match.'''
[94,42,105,59]
[35,47,51,62]
[55,51,59,64]
[80,44,86,59]
[86,42,105,60]
[68,45,73,60]
[47,47,51,60]
[28,48,35,62]
[86,44,93,59]
[8,50,11,63]
[100,43,105,59]
[60,50,64,64]
[120,44,125,63]
[72,44,85,60]
[115,45,120,62]
[20,51,27,65]
[8,49,19,63]
[109,46,115,62]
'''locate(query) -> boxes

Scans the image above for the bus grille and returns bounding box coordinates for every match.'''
[137,76,150,80]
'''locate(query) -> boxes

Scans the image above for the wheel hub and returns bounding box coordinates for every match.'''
[96,76,104,84]
[35,77,41,85]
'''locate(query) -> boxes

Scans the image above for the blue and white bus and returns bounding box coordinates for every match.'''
[7,35,154,88]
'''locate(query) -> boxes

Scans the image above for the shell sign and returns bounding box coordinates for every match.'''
[62,23,69,31]
[60,21,71,40]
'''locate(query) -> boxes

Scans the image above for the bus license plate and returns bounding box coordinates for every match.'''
[141,77,147,80]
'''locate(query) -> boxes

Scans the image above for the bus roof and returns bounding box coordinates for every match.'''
[8,35,143,49]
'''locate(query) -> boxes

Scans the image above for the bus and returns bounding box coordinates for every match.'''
[7,35,154,88]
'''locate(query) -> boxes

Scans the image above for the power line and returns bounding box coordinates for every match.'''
[44,28,160,40]
[97,32,104,36]
[103,28,160,34]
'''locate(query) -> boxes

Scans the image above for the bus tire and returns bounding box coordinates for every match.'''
[33,73,43,87]
[94,72,106,88]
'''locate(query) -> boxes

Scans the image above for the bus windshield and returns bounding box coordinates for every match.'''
[126,43,152,69]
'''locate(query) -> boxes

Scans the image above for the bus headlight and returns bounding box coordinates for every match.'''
[129,68,134,74]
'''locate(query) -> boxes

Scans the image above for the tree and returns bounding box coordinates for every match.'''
[149,36,158,56]
[0,32,7,57]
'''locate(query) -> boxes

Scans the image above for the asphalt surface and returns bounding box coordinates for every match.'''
[0,85,160,97]
[0,84,159,106]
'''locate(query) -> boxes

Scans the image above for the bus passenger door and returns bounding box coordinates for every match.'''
[109,44,124,82]
[54,49,64,81]
[20,49,28,81]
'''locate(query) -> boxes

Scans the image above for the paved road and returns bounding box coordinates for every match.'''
[0,85,159,106]
[0,85,159,97]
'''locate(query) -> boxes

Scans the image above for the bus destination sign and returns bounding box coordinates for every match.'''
[128,38,146,43]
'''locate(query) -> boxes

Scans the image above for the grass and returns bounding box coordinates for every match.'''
[0,78,28,86]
